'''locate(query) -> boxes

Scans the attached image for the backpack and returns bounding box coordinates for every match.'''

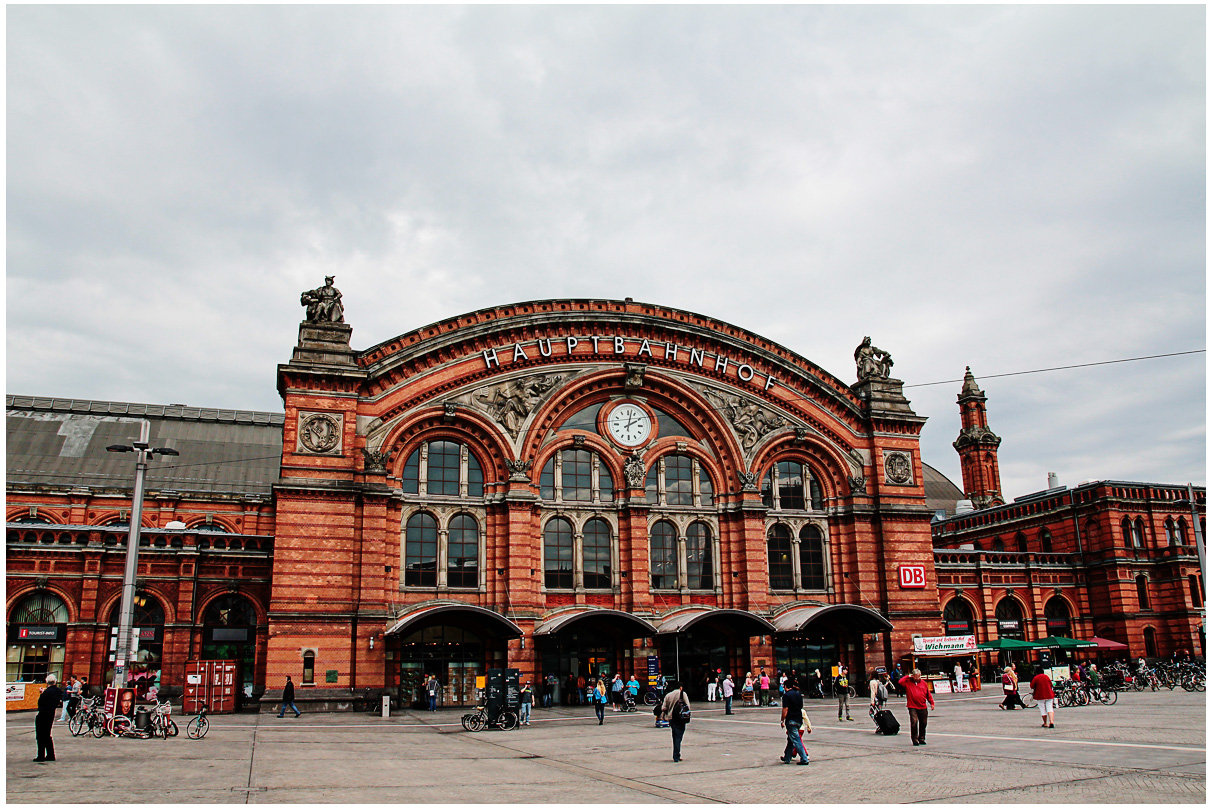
[671,692,691,725]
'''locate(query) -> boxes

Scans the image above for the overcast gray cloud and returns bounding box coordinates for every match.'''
[7,5,1205,499]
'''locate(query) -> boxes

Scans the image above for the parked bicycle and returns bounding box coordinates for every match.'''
[186,705,210,739]
[460,704,518,731]
[107,700,177,739]
[67,697,105,737]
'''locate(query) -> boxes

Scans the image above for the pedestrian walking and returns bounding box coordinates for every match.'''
[999,665,1027,710]
[897,668,935,746]
[778,678,810,765]
[722,673,735,714]
[836,666,853,721]
[57,676,75,722]
[759,669,771,706]
[277,675,301,718]
[659,679,692,763]
[869,671,889,711]
[707,669,718,702]
[544,672,556,707]
[891,664,904,696]
[594,679,609,724]
[35,674,62,762]
[425,674,440,711]
[1030,666,1056,728]
[519,679,533,725]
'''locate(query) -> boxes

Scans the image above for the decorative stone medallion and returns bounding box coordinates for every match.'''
[298,412,342,454]
[884,450,913,485]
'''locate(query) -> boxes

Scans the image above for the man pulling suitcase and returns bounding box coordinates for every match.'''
[869,670,899,735]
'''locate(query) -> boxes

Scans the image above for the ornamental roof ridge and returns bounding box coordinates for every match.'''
[355,297,859,405]
[6,394,285,426]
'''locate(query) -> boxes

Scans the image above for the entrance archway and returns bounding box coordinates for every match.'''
[534,609,654,705]
[772,604,894,684]
[656,609,776,698]
[385,604,522,708]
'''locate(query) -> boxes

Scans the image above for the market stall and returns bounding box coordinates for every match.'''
[901,635,981,693]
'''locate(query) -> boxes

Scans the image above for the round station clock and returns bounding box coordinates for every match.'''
[604,402,652,447]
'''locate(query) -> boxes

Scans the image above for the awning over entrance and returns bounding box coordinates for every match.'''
[657,608,777,636]
[384,603,523,638]
[533,608,655,638]
[772,604,894,635]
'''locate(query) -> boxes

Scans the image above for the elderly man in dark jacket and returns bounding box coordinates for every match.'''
[35,674,62,762]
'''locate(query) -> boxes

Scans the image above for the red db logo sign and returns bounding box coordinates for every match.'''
[899,565,926,588]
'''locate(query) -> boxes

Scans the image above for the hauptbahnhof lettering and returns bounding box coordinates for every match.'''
[7,293,1204,710]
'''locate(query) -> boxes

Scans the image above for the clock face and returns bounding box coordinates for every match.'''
[605,403,651,447]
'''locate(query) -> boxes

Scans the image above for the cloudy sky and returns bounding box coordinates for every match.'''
[8,5,1205,499]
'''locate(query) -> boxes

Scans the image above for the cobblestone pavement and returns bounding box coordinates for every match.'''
[7,689,1205,803]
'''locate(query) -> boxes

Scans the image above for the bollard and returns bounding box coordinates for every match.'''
[381,695,390,718]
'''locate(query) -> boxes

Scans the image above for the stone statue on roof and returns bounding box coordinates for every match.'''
[301,276,345,323]
[854,336,893,381]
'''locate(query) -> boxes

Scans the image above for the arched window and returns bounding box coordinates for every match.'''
[1176,518,1188,545]
[699,465,714,506]
[399,441,484,497]
[1122,518,1132,548]
[761,460,823,511]
[11,591,68,624]
[1130,519,1145,548]
[543,518,574,589]
[943,598,974,636]
[1143,627,1158,658]
[1136,575,1150,610]
[447,514,479,588]
[539,449,613,503]
[992,537,1005,552]
[1044,597,1070,637]
[108,593,165,694]
[650,521,678,590]
[799,525,826,590]
[643,454,714,507]
[1039,529,1053,553]
[404,513,438,587]
[302,650,315,685]
[1015,532,1027,553]
[1189,574,1203,607]
[194,522,231,533]
[686,522,713,590]
[995,597,1024,640]
[582,518,612,590]
[664,455,695,506]
[1164,519,1177,546]
[767,524,794,590]
[202,594,259,693]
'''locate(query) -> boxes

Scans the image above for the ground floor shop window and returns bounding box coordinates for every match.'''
[396,625,485,708]
[774,637,838,690]
[6,643,65,683]
[6,591,69,683]
[203,594,259,697]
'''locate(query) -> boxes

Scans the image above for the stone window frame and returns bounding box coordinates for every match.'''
[537,511,621,593]
[646,513,722,594]
[764,516,831,594]
[399,505,487,593]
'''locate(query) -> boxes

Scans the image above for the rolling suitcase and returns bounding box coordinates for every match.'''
[872,707,900,735]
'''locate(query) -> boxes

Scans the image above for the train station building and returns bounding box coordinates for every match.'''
[6,291,1204,709]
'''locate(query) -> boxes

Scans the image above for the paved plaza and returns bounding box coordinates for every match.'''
[7,688,1205,804]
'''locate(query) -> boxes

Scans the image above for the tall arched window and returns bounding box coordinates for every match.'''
[1015,532,1027,553]
[992,537,1005,552]
[1164,519,1177,546]
[762,460,823,511]
[1143,627,1158,658]
[447,514,479,588]
[302,650,315,685]
[582,518,612,590]
[201,593,259,693]
[943,598,974,635]
[650,521,678,590]
[1176,518,1188,545]
[404,513,439,587]
[543,518,574,589]
[1136,575,1150,610]
[399,441,484,497]
[1130,518,1145,548]
[767,524,794,590]
[799,525,826,590]
[1044,597,1070,637]
[686,522,713,590]
[995,597,1024,640]
[539,449,614,503]
[1039,529,1053,553]
[108,593,165,694]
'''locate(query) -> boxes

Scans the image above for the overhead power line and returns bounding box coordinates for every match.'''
[903,349,1205,389]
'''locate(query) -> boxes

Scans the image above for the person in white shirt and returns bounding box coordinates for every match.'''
[721,674,735,715]
[954,662,966,692]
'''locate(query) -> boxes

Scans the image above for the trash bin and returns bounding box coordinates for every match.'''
[381,695,390,718]
[134,709,152,731]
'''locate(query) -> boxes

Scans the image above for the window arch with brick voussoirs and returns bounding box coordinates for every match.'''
[7,591,70,684]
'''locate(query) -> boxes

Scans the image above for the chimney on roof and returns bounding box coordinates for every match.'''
[1048,472,1060,490]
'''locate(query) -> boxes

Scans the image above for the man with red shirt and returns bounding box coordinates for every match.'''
[1030,666,1056,728]
[897,668,935,746]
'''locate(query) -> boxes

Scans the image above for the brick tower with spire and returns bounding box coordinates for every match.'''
[953,367,1004,509]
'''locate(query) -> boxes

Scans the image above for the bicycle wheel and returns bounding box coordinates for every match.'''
[68,713,86,736]
[109,715,133,736]
[468,712,487,732]
[90,715,108,738]
[1100,689,1117,706]
[460,714,471,731]
[499,711,518,731]
[165,718,179,738]
[186,716,209,740]
[643,691,659,706]
[1020,693,1035,709]
[1132,678,1144,692]
[847,686,856,699]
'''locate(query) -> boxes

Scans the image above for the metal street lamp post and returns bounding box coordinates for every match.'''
[106,421,178,689]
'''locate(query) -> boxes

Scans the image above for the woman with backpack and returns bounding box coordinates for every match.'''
[659,679,692,763]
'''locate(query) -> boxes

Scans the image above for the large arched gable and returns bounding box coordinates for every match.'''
[376,404,514,484]
[750,432,860,502]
